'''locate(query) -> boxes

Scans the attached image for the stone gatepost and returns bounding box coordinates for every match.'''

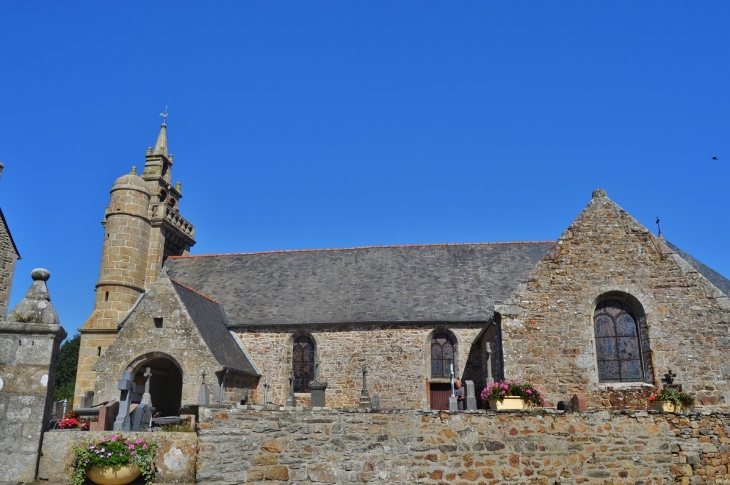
[0,269,66,483]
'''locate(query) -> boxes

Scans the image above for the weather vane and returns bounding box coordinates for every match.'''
[160,106,169,123]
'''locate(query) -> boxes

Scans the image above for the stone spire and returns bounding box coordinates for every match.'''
[7,268,59,324]
[153,122,168,157]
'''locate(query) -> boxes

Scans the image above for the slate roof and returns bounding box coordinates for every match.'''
[165,242,554,326]
[171,279,259,375]
[666,240,730,297]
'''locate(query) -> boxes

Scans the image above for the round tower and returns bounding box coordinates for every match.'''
[74,168,151,407]
[94,168,152,326]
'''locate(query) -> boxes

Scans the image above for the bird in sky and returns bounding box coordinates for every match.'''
[712,156,719,160]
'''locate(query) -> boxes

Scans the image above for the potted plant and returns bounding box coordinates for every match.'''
[481,380,546,410]
[648,388,695,412]
[67,434,158,485]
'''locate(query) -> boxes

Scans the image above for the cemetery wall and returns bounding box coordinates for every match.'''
[234,323,486,409]
[498,189,730,409]
[196,405,730,485]
[38,430,197,483]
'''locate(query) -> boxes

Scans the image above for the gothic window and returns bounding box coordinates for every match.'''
[594,300,644,382]
[431,332,455,378]
[292,335,315,393]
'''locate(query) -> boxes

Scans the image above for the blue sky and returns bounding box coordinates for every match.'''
[1,2,728,337]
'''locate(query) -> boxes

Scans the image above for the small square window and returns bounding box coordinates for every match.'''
[154,317,163,328]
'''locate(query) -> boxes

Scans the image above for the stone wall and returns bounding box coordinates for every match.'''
[0,211,18,320]
[497,190,730,409]
[235,323,485,409]
[38,430,197,483]
[197,405,730,485]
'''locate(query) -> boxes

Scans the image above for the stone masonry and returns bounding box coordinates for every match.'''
[197,405,730,485]
[235,324,485,409]
[0,202,20,320]
[92,272,257,407]
[497,189,730,409]
[0,269,66,484]
[75,123,196,408]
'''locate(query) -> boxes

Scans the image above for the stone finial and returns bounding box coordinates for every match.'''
[7,268,59,324]
[592,188,607,199]
[0,161,4,180]
[153,122,168,157]
[146,147,153,155]
[175,181,181,191]
[130,166,137,175]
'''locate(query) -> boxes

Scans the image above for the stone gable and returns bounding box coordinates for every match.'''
[498,189,730,409]
[91,272,257,408]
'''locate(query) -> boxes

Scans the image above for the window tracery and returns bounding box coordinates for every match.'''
[431,332,455,378]
[594,300,643,382]
[292,335,315,392]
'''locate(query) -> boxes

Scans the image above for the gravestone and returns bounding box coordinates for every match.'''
[81,390,95,408]
[570,393,587,412]
[358,367,372,409]
[140,367,153,407]
[465,380,477,410]
[285,374,296,407]
[90,400,119,431]
[197,371,209,405]
[131,402,152,431]
[113,371,133,431]
[309,361,328,407]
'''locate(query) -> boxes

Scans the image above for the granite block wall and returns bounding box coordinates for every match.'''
[197,405,730,485]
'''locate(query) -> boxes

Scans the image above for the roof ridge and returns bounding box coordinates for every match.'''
[167,241,556,259]
[169,277,220,304]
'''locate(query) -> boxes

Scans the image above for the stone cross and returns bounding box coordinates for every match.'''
[286,372,296,407]
[359,367,372,409]
[485,342,494,384]
[197,371,209,405]
[113,371,133,431]
[140,367,153,407]
[662,369,676,386]
[263,376,269,405]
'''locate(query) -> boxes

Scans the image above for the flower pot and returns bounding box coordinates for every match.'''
[650,400,688,412]
[488,396,525,410]
[86,465,141,485]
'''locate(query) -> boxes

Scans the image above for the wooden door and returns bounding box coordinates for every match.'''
[430,383,451,410]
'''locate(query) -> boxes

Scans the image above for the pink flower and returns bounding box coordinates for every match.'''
[129,445,135,449]
[142,444,148,450]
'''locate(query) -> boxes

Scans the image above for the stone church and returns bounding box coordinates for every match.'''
[74,123,730,414]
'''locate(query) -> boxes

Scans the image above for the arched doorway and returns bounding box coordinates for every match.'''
[129,356,183,417]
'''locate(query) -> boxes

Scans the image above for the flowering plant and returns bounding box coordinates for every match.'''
[66,434,159,485]
[480,380,546,407]
[60,411,89,430]
[648,388,695,407]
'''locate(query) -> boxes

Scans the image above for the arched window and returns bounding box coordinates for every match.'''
[431,332,455,378]
[594,300,644,382]
[292,335,315,392]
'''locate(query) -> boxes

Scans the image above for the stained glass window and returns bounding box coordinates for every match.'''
[594,300,642,382]
[293,336,315,392]
[431,333,455,378]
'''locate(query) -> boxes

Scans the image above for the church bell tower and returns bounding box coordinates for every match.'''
[74,119,196,407]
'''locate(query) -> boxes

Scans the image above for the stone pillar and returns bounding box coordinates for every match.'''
[0,269,66,483]
[465,380,477,411]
